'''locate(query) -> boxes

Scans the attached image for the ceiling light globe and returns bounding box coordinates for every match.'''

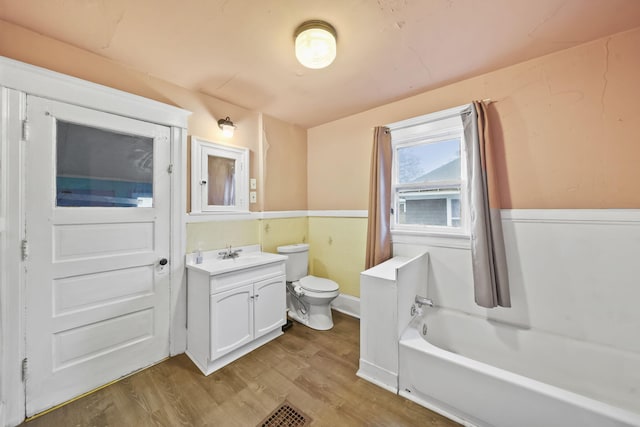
[294,21,337,69]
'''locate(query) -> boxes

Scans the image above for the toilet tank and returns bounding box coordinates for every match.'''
[277,243,309,281]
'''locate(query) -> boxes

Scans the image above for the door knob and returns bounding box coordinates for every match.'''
[159,258,168,266]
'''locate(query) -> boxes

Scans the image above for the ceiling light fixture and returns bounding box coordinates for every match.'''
[294,20,337,69]
[217,116,236,137]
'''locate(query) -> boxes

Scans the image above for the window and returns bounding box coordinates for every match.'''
[56,121,154,208]
[389,105,469,235]
[191,137,249,214]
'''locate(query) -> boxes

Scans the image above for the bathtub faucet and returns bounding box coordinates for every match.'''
[415,295,434,307]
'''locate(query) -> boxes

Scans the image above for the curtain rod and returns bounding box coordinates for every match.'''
[375,99,497,131]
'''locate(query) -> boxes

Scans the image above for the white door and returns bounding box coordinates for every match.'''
[24,96,172,416]
[254,277,286,338]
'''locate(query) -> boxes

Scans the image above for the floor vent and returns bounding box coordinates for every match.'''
[259,401,311,427]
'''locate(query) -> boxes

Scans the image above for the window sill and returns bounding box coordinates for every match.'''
[391,229,471,249]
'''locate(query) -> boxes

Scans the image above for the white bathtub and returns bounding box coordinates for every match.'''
[398,308,640,427]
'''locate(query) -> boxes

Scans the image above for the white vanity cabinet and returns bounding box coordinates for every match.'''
[209,276,285,360]
[186,255,286,376]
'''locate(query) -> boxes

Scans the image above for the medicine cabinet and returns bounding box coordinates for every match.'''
[191,137,249,213]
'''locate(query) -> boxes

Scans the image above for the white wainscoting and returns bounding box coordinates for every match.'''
[393,209,640,357]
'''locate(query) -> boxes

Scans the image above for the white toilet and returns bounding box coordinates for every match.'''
[277,243,340,331]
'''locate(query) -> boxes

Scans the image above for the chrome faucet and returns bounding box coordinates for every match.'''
[218,245,242,260]
[415,295,434,307]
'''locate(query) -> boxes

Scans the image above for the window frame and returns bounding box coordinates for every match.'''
[190,136,249,214]
[389,104,470,237]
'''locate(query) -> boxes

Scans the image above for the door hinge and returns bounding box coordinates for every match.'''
[21,239,29,260]
[167,164,173,174]
[21,120,30,142]
[21,358,27,382]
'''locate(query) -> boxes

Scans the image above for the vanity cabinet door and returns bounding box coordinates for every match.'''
[254,276,286,339]
[210,284,254,359]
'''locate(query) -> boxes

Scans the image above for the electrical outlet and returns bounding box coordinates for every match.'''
[250,191,257,203]
[250,178,257,190]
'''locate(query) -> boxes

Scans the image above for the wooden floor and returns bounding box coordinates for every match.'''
[22,312,459,427]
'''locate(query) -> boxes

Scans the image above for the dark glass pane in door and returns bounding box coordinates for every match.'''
[56,121,154,207]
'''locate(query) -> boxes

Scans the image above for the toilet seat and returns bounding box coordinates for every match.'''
[299,275,339,293]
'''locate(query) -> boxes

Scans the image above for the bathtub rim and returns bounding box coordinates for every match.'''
[399,325,640,427]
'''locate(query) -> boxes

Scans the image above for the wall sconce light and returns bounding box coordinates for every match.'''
[294,20,337,69]
[217,116,236,137]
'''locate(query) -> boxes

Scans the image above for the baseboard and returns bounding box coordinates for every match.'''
[357,359,398,393]
[187,329,283,376]
[331,294,360,319]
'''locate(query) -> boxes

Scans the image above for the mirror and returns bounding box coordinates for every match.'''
[207,155,236,206]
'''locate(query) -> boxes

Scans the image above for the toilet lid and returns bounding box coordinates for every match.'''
[299,276,339,293]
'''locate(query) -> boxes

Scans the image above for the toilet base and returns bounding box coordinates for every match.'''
[288,304,334,331]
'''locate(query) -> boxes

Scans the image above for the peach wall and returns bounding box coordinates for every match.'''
[261,114,307,211]
[0,19,313,214]
[308,27,640,210]
[0,19,266,209]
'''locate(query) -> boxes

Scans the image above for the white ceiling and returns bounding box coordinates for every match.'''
[1,0,640,128]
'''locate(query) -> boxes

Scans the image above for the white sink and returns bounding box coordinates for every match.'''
[186,245,287,276]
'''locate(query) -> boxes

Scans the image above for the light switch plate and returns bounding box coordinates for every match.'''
[250,178,257,190]
[250,191,257,203]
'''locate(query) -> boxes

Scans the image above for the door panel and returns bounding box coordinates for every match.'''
[210,284,253,359]
[53,309,154,370]
[53,266,154,315]
[254,277,286,338]
[25,96,171,416]
[53,221,155,260]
